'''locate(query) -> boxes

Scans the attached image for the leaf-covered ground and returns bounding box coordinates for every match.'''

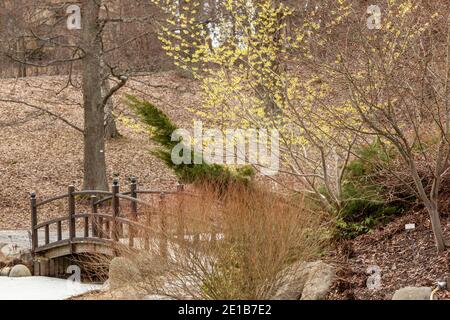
[0,71,200,229]
[326,210,450,300]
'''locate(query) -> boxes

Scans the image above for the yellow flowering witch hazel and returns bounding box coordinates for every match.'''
[149,0,361,211]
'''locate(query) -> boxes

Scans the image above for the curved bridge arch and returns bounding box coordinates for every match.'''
[30,178,192,277]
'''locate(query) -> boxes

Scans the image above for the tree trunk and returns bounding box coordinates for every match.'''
[409,160,447,252]
[81,0,108,191]
[426,204,447,253]
[18,36,27,78]
[103,79,121,139]
[100,55,120,140]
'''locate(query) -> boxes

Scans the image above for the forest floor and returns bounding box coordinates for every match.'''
[0,71,200,229]
[326,210,450,300]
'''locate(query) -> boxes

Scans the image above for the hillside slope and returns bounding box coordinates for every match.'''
[0,72,199,229]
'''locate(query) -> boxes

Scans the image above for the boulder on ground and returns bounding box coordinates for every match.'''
[301,261,336,300]
[0,244,32,268]
[9,264,32,278]
[392,287,433,300]
[272,260,336,300]
[109,257,142,290]
[0,267,11,277]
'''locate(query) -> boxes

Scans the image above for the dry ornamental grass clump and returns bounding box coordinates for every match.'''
[108,183,330,300]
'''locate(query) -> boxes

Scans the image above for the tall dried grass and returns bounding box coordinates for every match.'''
[109,183,329,300]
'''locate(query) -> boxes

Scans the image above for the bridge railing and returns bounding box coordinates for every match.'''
[30,178,190,257]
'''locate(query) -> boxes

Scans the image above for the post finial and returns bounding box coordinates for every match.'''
[131,176,137,184]
[113,178,119,186]
[30,192,36,199]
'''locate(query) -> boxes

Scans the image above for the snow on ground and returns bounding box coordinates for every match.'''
[0,277,102,300]
[0,230,90,250]
[1,230,102,300]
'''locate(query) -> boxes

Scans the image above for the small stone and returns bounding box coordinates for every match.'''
[271,260,336,300]
[9,264,32,278]
[392,287,432,300]
[0,267,11,277]
[272,261,309,300]
[301,261,336,300]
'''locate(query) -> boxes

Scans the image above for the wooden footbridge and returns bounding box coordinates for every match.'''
[30,178,187,277]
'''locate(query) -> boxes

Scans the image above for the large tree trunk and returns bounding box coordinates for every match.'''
[103,79,121,139]
[100,56,120,140]
[81,0,108,191]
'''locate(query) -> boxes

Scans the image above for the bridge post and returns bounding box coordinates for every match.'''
[130,177,138,219]
[30,192,38,253]
[129,177,138,248]
[68,185,76,252]
[112,179,120,242]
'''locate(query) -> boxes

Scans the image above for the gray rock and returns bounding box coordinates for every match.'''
[0,267,11,277]
[301,261,336,300]
[272,261,309,300]
[392,287,433,300]
[9,264,32,278]
[109,257,142,290]
[272,260,336,300]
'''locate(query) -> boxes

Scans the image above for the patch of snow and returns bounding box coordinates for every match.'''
[0,277,102,300]
[0,230,92,249]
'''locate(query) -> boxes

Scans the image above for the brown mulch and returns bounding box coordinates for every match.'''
[326,210,450,300]
[0,72,201,230]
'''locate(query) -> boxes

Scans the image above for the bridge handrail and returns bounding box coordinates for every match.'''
[34,189,196,209]
[30,178,187,256]
[72,190,113,196]
[35,194,70,208]
[115,193,155,206]
[34,216,67,230]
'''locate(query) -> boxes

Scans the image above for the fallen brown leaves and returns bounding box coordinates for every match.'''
[326,210,450,300]
[0,71,200,230]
